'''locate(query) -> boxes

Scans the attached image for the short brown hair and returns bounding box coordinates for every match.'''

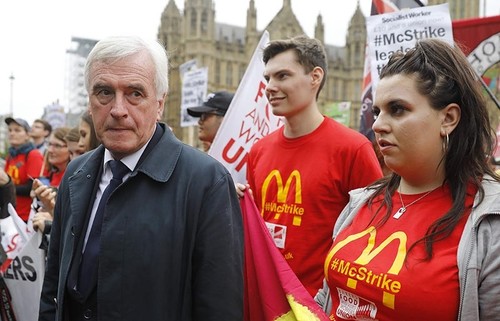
[33,119,52,136]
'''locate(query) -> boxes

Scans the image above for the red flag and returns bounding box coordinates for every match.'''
[372,0,398,13]
[452,15,500,152]
[241,191,329,321]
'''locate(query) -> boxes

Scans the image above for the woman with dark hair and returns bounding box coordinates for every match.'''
[79,110,100,152]
[316,39,500,320]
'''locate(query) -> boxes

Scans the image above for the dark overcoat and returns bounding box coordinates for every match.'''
[39,124,244,321]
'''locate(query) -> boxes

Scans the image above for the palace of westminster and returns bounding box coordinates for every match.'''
[66,0,484,147]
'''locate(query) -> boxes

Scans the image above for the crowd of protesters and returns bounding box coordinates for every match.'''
[0,34,498,321]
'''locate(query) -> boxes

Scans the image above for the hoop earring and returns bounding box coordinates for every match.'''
[442,132,449,153]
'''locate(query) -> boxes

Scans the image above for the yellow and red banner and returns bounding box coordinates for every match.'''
[241,191,329,321]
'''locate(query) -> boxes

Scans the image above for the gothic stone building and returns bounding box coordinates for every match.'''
[157,0,480,146]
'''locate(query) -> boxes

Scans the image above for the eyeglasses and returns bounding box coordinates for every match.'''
[200,112,223,121]
[48,142,68,150]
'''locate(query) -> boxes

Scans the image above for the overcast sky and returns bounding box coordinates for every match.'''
[0,0,498,125]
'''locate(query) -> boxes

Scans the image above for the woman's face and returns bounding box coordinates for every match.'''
[78,120,92,153]
[47,134,70,169]
[372,74,446,180]
[67,141,85,160]
[8,123,30,148]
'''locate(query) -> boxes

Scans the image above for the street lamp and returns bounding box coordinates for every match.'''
[9,73,15,117]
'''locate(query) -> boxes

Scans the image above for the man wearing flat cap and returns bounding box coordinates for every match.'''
[187,91,234,152]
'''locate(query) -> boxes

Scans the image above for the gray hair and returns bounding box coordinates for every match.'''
[84,36,169,99]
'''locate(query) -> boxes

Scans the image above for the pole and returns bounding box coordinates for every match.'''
[9,73,14,117]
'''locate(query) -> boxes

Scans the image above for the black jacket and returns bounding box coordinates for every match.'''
[39,124,244,321]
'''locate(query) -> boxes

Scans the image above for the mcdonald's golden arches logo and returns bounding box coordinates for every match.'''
[325,226,408,309]
[260,170,305,226]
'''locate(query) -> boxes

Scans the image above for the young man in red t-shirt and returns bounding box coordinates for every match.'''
[237,36,383,296]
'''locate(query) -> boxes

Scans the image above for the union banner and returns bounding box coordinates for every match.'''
[452,15,500,159]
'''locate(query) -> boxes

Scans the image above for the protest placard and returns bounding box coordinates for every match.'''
[0,204,45,321]
[366,3,454,94]
[180,67,208,127]
[3,232,45,321]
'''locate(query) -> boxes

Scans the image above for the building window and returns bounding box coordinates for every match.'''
[354,43,361,65]
[239,64,246,83]
[201,10,208,35]
[190,9,197,36]
[226,62,233,86]
[215,60,220,84]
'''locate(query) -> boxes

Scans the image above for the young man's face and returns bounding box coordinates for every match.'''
[263,50,319,118]
[30,121,49,140]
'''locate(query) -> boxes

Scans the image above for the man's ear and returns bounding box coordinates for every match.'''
[441,103,461,136]
[311,66,324,88]
[157,94,166,121]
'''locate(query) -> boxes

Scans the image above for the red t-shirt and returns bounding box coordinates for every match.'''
[324,184,474,321]
[5,149,44,221]
[49,170,64,188]
[247,117,383,296]
[42,168,65,188]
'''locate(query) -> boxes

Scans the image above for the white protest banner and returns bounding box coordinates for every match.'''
[209,31,284,184]
[0,204,32,273]
[180,67,208,127]
[0,215,26,273]
[8,204,30,243]
[4,232,46,321]
[366,3,453,94]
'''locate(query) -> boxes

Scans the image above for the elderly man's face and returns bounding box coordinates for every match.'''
[87,51,164,159]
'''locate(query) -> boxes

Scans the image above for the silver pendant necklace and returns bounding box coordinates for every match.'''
[393,187,434,219]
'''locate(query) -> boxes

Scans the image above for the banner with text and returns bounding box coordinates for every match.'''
[209,31,284,184]
[180,67,208,127]
[366,3,453,95]
[0,204,45,321]
[359,0,401,141]
[3,232,45,321]
[453,15,500,83]
[452,15,500,159]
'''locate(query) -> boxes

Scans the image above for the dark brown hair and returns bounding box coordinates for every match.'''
[368,38,497,259]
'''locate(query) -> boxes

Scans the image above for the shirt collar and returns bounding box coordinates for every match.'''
[102,134,153,173]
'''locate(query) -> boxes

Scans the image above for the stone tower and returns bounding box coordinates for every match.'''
[157,0,481,146]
